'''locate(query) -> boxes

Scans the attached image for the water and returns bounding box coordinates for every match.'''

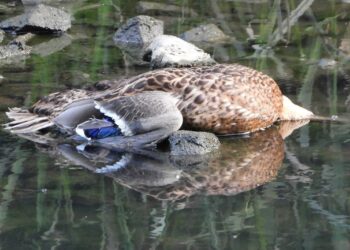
[0,0,350,249]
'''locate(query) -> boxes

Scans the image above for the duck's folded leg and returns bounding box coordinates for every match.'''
[89,91,183,149]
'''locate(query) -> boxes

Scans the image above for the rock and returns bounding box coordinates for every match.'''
[136,1,197,17]
[0,4,71,33]
[32,33,72,56]
[180,24,230,45]
[168,130,220,156]
[0,33,34,60]
[113,15,163,50]
[318,58,337,69]
[0,43,31,60]
[113,15,163,64]
[144,35,216,68]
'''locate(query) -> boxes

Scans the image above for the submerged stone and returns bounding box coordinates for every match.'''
[180,24,230,44]
[113,15,163,65]
[144,35,216,68]
[0,43,31,60]
[0,4,71,33]
[168,130,220,156]
[318,58,337,69]
[0,33,34,60]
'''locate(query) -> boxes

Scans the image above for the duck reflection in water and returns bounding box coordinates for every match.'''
[51,121,307,201]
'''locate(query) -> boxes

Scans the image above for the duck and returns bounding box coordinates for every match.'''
[5,64,315,147]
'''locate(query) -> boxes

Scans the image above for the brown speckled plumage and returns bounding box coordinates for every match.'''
[7,64,297,135]
[100,64,283,134]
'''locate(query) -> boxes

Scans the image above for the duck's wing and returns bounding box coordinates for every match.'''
[82,91,183,148]
[53,98,103,133]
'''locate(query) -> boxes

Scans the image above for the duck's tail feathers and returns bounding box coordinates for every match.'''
[4,108,54,134]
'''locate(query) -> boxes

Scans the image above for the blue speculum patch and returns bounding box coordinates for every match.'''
[84,126,122,139]
[83,116,123,139]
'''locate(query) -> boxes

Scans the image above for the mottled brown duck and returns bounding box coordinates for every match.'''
[5,64,314,147]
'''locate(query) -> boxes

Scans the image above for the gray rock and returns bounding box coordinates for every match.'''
[113,15,163,65]
[181,24,230,44]
[136,1,197,16]
[145,35,216,68]
[0,43,31,60]
[0,4,71,33]
[168,130,220,156]
[113,15,163,50]
[0,33,34,60]
[318,58,337,69]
